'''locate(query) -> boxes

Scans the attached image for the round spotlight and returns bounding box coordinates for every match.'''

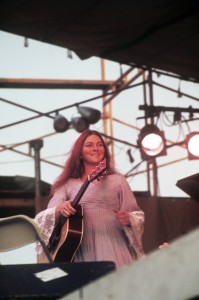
[71,116,89,133]
[186,132,199,159]
[77,106,101,124]
[53,113,70,133]
[137,124,167,160]
[141,133,165,156]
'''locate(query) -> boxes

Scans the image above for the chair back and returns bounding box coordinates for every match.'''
[0,214,53,263]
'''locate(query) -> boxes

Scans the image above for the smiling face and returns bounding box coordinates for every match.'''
[82,134,105,168]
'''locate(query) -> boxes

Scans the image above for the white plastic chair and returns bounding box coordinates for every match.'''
[0,214,53,263]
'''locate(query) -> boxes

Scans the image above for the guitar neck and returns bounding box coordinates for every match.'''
[71,178,90,208]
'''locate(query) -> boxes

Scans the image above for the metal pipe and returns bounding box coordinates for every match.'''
[29,139,43,214]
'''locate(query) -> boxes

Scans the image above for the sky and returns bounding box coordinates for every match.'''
[1,30,199,202]
[0,30,199,265]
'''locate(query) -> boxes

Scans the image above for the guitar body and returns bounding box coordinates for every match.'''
[51,204,83,262]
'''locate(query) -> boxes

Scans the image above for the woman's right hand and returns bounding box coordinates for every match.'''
[55,200,76,219]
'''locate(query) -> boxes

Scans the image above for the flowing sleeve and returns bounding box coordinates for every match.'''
[34,207,56,254]
[123,211,145,259]
[118,174,145,258]
[34,186,66,254]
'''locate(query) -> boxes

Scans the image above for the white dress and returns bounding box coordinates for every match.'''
[35,173,145,269]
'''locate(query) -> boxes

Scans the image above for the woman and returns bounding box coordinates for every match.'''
[35,129,145,269]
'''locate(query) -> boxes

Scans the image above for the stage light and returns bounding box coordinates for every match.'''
[186,132,199,159]
[66,49,73,59]
[137,124,167,160]
[71,116,89,133]
[24,37,29,47]
[53,112,70,133]
[77,106,101,124]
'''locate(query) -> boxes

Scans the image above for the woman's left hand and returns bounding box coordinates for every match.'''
[114,210,130,226]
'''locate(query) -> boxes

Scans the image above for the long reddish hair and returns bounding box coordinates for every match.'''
[51,129,116,194]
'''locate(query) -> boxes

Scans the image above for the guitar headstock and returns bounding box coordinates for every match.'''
[88,158,107,182]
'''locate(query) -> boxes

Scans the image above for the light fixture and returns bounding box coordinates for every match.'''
[137,124,167,160]
[53,112,70,133]
[127,149,134,163]
[186,132,199,160]
[77,106,101,124]
[176,173,199,201]
[71,116,90,133]
[67,49,73,59]
[24,37,29,47]
[177,80,182,98]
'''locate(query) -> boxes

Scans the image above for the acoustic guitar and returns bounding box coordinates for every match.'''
[47,158,107,262]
